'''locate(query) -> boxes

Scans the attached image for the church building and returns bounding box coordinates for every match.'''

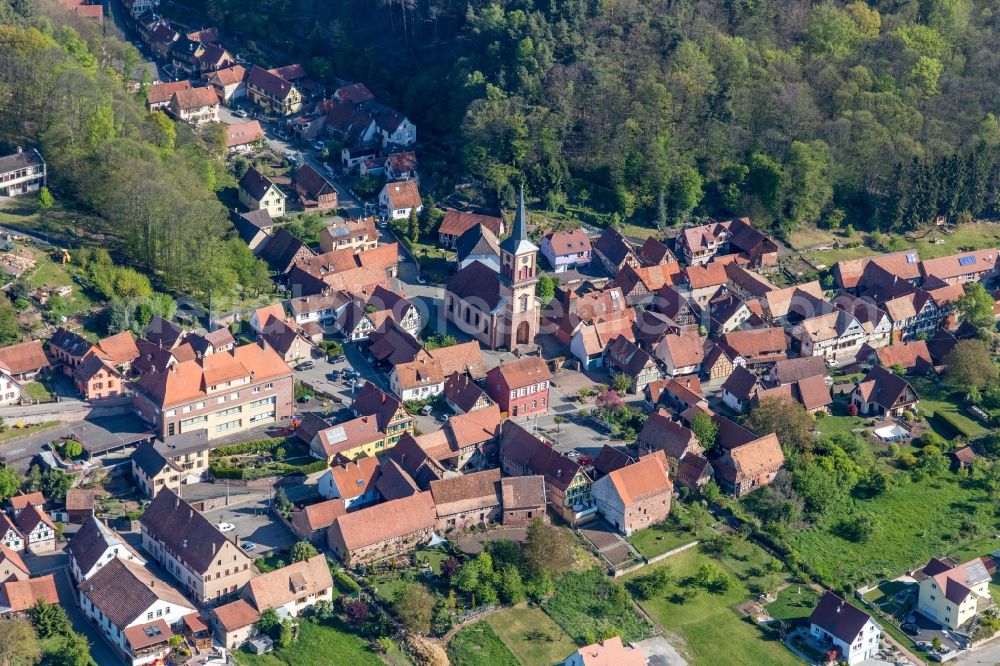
[444,187,540,349]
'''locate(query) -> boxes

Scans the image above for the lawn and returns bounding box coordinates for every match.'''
[814,414,867,438]
[626,547,800,666]
[0,198,107,246]
[24,254,96,321]
[0,420,58,441]
[786,473,996,589]
[448,621,521,666]
[861,580,916,619]
[234,617,383,666]
[484,606,578,666]
[20,381,52,402]
[415,548,449,575]
[542,568,651,645]
[627,524,702,559]
[765,585,820,623]
[911,377,988,439]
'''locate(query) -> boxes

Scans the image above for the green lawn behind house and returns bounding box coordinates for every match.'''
[542,568,650,645]
[626,547,800,666]
[233,618,383,666]
[627,524,705,560]
[786,473,996,589]
[20,381,52,402]
[484,606,579,666]
[912,377,988,439]
[448,621,521,666]
[765,585,820,623]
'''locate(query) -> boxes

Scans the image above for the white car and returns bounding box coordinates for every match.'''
[216,522,235,533]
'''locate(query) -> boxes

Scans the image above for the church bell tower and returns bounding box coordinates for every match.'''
[499,187,540,347]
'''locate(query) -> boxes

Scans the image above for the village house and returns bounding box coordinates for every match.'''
[0,545,28,582]
[139,489,255,604]
[79,558,196,666]
[677,218,778,268]
[675,454,714,491]
[444,192,541,350]
[0,340,50,381]
[241,554,333,620]
[614,263,684,307]
[131,436,211,497]
[0,574,58,616]
[865,340,933,374]
[146,80,191,111]
[0,147,46,197]
[73,353,121,400]
[431,468,502,533]
[347,379,415,443]
[718,327,789,369]
[288,291,349,329]
[554,285,629,344]
[540,228,593,272]
[389,341,485,402]
[226,120,265,154]
[167,87,220,125]
[410,405,502,472]
[295,164,339,212]
[246,65,302,115]
[648,285,700,331]
[593,227,640,274]
[288,500,346,546]
[443,371,494,414]
[644,376,704,414]
[15,504,56,554]
[261,319,313,364]
[123,0,158,20]
[68,516,146,583]
[212,599,260,649]
[207,65,247,103]
[655,331,706,377]
[564,636,647,666]
[809,591,882,665]
[308,415,389,463]
[604,335,661,394]
[499,421,595,524]
[239,167,286,218]
[833,293,893,349]
[318,217,378,253]
[327,491,437,566]
[385,151,418,181]
[721,365,761,413]
[366,102,417,147]
[485,355,552,418]
[706,293,758,334]
[851,365,918,417]
[766,356,828,386]
[636,410,703,470]
[317,456,381,507]
[379,180,422,220]
[131,340,294,440]
[921,249,999,286]
[752,375,833,415]
[437,209,505,250]
[714,432,784,497]
[791,309,868,362]
[0,514,22,552]
[48,327,94,375]
[500,476,548,526]
[0,367,20,406]
[570,312,635,369]
[591,451,672,536]
[916,556,994,630]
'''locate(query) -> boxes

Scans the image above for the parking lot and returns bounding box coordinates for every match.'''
[200,493,298,559]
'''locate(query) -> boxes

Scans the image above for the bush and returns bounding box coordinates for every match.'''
[933,411,979,438]
[214,438,288,456]
[334,571,361,594]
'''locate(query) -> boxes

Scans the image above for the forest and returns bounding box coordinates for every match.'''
[0,3,269,303]
[188,0,1000,235]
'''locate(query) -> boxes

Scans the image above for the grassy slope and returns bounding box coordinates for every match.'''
[233,619,383,666]
[448,622,521,666]
[484,606,578,666]
[626,548,800,666]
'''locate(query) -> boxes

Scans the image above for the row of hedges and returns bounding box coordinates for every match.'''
[931,411,979,439]
[213,437,288,457]
[209,458,326,480]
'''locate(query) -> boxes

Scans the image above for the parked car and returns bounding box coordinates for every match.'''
[312,142,325,151]
[232,109,248,118]
[900,623,919,636]
[241,542,257,552]
[342,369,357,379]
[296,360,315,371]
[420,405,433,416]
[216,522,235,533]
[331,355,347,364]
[415,275,426,284]
[328,370,341,381]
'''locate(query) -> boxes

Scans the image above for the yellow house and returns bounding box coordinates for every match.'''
[308,415,391,464]
[916,556,994,630]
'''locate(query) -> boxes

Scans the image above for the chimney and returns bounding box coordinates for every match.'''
[212,542,217,555]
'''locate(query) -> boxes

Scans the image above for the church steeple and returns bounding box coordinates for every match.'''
[499,185,538,259]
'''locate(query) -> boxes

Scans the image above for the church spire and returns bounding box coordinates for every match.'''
[513,185,528,242]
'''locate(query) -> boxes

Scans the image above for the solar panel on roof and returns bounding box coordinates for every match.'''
[906,253,918,263]
[959,255,977,266]
[326,426,347,444]
[330,226,350,237]
[963,559,989,585]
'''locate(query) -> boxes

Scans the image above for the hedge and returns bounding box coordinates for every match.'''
[213,438,288,457]
[334,571,361,594]
[932,411,978,439]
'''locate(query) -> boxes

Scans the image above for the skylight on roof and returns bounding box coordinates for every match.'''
[906,253,918,263]
[959,255,977,266]
[326,426,347,444]
[144,625,163,638]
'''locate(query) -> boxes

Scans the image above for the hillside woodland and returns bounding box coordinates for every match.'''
[191,0,1000,234]
[0,3,270,302]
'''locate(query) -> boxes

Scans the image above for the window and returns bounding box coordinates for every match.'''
[251,386,261,394]
[181,415,207,428]
[147,612,153,620]
[164,409,176,417]
[215,419,241,433]
[264,382,273,390]
[215,406,242,418]
[250,411,275,423]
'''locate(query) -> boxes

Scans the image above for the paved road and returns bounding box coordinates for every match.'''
[54,566,124,665]
[953,640,1000,665]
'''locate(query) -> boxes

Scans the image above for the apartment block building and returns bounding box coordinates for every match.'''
[132,341,293,440]
[139,489,255,605]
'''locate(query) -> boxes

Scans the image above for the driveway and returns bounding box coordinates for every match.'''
[200,494,298,558]
[637,637,688,666]
[55,566,124,665]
